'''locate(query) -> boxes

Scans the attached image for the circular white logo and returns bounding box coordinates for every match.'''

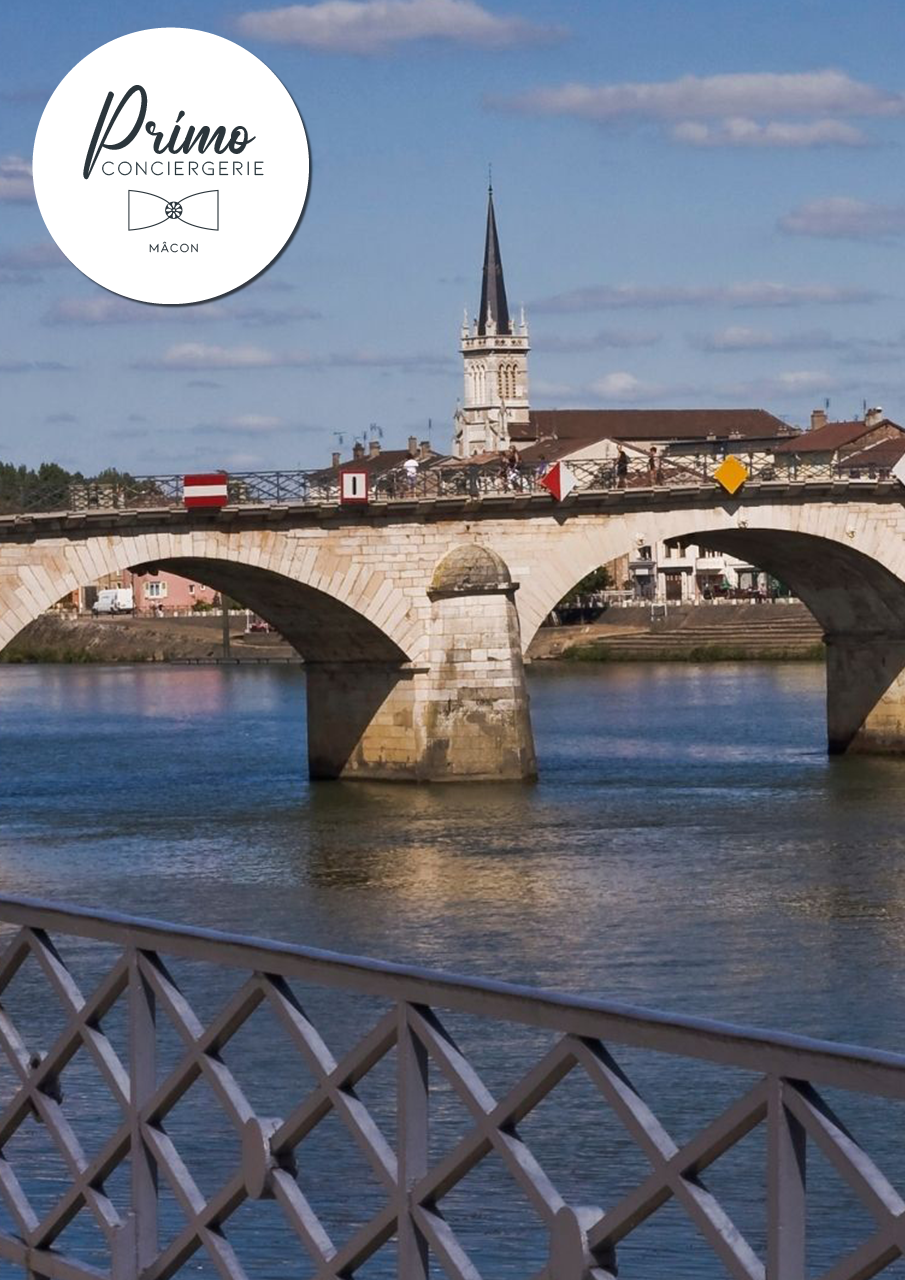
[33,28,310,305]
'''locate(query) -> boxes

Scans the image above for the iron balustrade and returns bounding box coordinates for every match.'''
[0,895,904,1277]
[0,456,896,520]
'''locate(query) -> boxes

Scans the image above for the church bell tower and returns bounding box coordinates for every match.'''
[453,187,530,458]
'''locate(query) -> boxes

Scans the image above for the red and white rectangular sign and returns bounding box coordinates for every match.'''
[340,469,369,504]
[184,473,229,509]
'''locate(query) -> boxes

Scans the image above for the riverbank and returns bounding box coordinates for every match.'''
[2,601,826,664]
[0,613,297,664]
[527,601,825,662]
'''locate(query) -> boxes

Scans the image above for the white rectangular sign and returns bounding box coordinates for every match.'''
[340,470,369,504]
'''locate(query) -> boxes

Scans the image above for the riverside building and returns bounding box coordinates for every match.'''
[451,188,903,604]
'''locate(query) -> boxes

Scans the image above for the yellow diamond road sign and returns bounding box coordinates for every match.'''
[713,455,748,495]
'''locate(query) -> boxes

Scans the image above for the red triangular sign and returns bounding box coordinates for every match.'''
[540,461,575,502]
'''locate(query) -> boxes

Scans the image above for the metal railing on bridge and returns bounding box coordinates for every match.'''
[0,454,894,519]
[1,894,904,1279]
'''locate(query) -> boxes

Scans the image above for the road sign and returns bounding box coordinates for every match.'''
[539,461,575,502]
[183,473,228,508]
[713,455,748,495]
[340,470,369,504]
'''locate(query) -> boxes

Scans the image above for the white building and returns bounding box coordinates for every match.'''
[453,186,530,458]
[452,190,798,603]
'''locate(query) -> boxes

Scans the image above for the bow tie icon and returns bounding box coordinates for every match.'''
[128,189,219,231]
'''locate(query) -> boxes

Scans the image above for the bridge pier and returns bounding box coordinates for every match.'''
[305,545,536,782]
[825,634,905,754]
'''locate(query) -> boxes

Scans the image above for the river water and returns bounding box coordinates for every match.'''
[2,661,905,1277]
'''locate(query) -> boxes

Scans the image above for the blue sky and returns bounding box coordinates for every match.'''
[4,0,905,473]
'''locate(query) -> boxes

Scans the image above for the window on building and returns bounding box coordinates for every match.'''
[145,581,168,599]
[188,584,195,595]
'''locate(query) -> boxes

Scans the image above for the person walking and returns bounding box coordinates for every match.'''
[498,450,509,491]
[647,446,658,486]
[403,452,418,492]
[616,447,628,489]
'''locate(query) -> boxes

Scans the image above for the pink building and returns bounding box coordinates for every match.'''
[125,568,219,614]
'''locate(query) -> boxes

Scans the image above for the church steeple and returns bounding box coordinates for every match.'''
[453,185,530,459]
[478,186,510,337]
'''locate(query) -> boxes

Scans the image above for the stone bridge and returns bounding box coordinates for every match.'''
[2,479,905,780]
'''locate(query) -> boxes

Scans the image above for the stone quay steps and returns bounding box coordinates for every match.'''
[595,633,823,654]
[533,602,826,660]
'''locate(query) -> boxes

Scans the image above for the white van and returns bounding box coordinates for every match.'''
[92,588,134,615]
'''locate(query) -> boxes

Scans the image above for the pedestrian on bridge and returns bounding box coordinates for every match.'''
[617,447,628,489]
[504,445,522,492]
[403,452,418,493]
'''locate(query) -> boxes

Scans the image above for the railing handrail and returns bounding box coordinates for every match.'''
[0,454,901,521]
[3,892,904,1098]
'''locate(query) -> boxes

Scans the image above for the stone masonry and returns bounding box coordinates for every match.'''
[4,485,905,774]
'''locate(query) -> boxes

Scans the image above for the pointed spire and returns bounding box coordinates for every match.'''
[477,185,510,337]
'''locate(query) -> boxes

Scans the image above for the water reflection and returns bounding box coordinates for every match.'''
[5,662,905,1276]
[3,660,905,1045]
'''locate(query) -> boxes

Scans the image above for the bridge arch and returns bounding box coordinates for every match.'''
[511,502,905,756]
[513,503,905,647]
[0,528,430,780]
[0,528,418,663]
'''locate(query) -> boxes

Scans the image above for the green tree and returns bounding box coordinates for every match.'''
[557,565,613,608]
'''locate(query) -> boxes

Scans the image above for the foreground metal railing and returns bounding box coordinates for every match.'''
[0,454,896,520]
[1,895,904,1278]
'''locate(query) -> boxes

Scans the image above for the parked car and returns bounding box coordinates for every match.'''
[92,588,134,615]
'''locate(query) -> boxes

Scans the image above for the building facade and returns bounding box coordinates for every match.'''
[451,191,800,604]
[453,188,530,458]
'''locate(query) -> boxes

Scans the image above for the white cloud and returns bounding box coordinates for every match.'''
[231,302,322,326]
[0,242,67,270]
[532,281,881,314]
[496,70,905,122]
[43,295,320,327]
[530,378,578,399]
[533,373,711,407]
[44,298,229,326]
[236,0,563,53]
[779,196,905,240]
[134,342,453,371]
[0,155,34,202]
[724,369,850,401]
[537,327,662,352]
[671,118,868,148]
[220,451,267,468]
[145,343,280,369]
[839,334,905,365]
[587,372,646,400]
[694,325,780,351]
[493,70,902,148]
[773,370,835,391]
[193,414,286,434]
[692,326,843,353]
[0,359,70,373]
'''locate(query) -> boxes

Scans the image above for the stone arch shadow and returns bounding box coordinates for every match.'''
[1,546,418,780]
[528,524,905,755]
[692,528,905,753]
[148,556,414,778]
[148,557,408,663]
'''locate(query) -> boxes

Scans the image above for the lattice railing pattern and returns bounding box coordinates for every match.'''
[0,897,904,1279]
[0,456,894,521]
